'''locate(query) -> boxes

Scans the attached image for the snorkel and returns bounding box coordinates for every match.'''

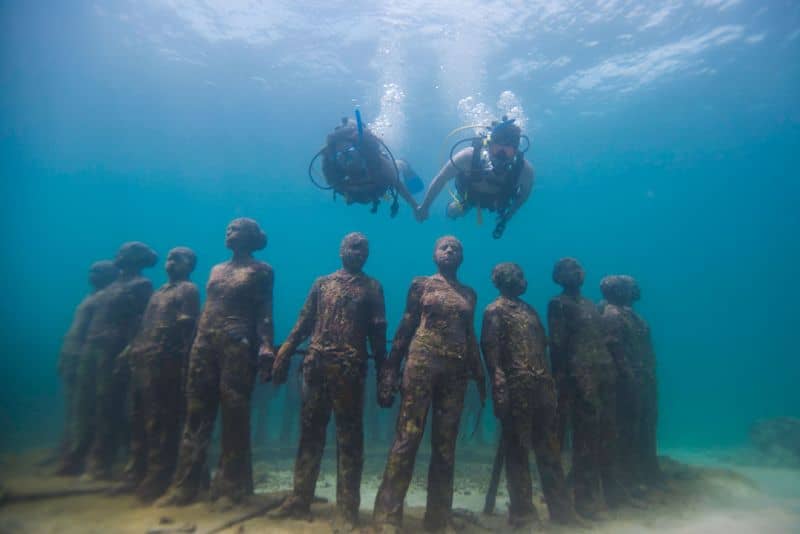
[354,107,365,145]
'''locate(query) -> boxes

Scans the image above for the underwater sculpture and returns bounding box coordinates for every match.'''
[480,263,576,527]
[55,260,119,473]
[548,258,626,518]
[62,242,157,480]
[115,247,200,502]
[373,235,486,532]
[601,275,662,490]
[158,218,275,507]
[269,232,388,530]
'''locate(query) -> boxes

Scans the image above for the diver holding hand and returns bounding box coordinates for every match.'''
[310,109,423,217]
[415,117,534,239]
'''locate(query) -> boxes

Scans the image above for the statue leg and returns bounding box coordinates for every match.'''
[530,376,575,524]
[373,353,434,527]
[330,361,366,523]
[212,336,256,502]
[424,358,467,531]
[158,335,219,506]
[504,381,536,525]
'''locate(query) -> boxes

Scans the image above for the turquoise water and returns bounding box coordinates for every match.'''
[1,1,798,456]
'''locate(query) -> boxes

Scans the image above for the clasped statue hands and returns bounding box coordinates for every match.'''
[257,344,276,383]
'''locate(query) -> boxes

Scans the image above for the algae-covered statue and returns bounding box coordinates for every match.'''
[64,242,157,480]
[158,218,275,507]
[481,263,576,527]
[270,232,387,530]
[116,247,200,502]
[600,275,662,491]
[56,260,119,474]
[548,258,626,518]
[373,235,486,532]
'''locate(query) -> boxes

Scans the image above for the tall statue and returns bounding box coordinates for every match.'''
[55,260,119,475]
[600,275,662,492]
[481,263,576,527]
[82,242,157,480]
[373,236,486,532]
[117,247,200,502]
[548,258,625,518]
[270,232,387,531]
[158,218,274,507]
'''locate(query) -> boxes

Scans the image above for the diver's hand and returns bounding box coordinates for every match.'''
[271,345,292,385]
[415,205,429,222]
[257,345,275,383]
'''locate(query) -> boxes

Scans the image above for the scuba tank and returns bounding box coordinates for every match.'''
[308,109,402,217]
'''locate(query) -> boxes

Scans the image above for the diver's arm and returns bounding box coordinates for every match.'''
[417,148,472,220]
[504,162,534,221]
[394,172,419,211]
[381,156,418,210]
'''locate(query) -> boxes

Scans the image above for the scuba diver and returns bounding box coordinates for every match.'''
[415,117,534,239]
[309,109,423,217]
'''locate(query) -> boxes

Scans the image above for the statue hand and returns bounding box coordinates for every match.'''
[492,369,509,419]
[271,345,292,385]
[377,366,398,408]
[414,205,428,222]
[257,345,275,383]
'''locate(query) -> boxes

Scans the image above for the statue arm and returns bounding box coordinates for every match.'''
[547,299,568,378]
[383,278,424,377]
[256,267,276,354]
[368,281,388,368]
[480,308,502,375]
[278,279,320,359]
[58,298,93,375]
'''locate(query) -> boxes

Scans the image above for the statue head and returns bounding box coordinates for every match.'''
[600,275,640,306]
[433,235,463,271]
[166,246,197,281]
[552,257,584,290]
[491,262,527,298]
[339,232,369,273]
[225,218,267,254]
[114,242,158,273]
[89,260,119,290]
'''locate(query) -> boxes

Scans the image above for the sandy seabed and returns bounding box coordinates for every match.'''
[1,447,798,533]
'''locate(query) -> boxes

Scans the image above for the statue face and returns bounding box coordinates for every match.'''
[225,218,266,253]
[434,236,463,270]
[340,233,369,272]
[166,248,196,280]
[225,219,247,251]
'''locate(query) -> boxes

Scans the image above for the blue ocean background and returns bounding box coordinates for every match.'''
[1,1,798,458]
